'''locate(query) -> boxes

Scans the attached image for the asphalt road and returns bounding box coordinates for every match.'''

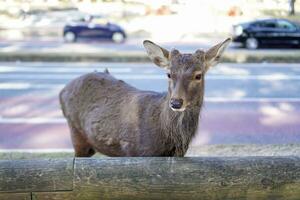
[0,39,216,53]
[1,38,299,54]
[0,62,299,149]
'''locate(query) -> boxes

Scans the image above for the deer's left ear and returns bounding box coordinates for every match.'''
[143,40,170,69]
[205,38,231,71]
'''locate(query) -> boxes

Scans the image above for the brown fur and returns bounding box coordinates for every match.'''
[59,38,231,157]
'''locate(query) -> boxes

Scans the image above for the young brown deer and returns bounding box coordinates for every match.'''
[59,38,231,157]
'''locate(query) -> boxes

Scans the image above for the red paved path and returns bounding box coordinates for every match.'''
[1,96,299,149]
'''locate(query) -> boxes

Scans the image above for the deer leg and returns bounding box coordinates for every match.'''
[69,124,95,157]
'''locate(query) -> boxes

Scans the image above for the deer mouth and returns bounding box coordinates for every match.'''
[170,107,186,112]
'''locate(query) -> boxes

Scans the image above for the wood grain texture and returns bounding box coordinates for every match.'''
[0,193,31,200]
[0,159,74,192]
[74,157,300,200]
[1,157,300,200]
[32,192,74,200]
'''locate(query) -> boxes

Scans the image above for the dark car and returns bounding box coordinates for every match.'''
[63,15,126,43]
[232,18,300,49]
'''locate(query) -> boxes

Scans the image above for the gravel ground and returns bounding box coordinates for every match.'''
[186,144,300,157]
[0,144,299,159]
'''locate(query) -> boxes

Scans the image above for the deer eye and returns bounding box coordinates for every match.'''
[194,74,202,80]
[167,73,171,79]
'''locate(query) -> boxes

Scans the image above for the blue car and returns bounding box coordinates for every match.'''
[63,15,126,43]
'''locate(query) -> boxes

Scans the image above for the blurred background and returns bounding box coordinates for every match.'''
[0,0,299,42]
[0,0,300,156]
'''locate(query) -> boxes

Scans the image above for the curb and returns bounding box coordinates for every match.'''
[1,144,299,159]
[0,50,300,63]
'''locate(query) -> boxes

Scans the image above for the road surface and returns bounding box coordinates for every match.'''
[0,62,299,149]
[0,39,216,54]
[1,39,299,54]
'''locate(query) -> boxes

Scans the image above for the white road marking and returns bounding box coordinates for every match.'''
[0,149,74,153]
[0,117,66,124]
[0,62,299,68]
[0,83,65,90]
[0,66,132,73]
[205,97,300,102]
[1,74,300,80]
[0,62,154,68]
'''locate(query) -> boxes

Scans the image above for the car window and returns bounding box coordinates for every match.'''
[276,20,296,30]
[251,22,261,27]
[91,18,108,25]
[263,21,277,28]
[254,21,277,28]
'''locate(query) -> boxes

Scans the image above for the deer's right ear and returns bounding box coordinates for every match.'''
[143,40,170,69]
[204,38,231,71]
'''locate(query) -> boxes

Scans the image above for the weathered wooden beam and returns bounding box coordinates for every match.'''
[1,157,300,200]
[74,157,300,200]
[0,159,74,193]
[0,193,31,200]
[32,192,73,200]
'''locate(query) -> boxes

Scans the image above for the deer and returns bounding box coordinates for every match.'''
[59,38,231,157]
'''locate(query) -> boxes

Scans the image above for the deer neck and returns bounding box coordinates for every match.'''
[159,93,202,156]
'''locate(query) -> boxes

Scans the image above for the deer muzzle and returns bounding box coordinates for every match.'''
[170,98,184,111]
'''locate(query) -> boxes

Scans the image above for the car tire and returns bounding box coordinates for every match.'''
[245,38,259,49]
[64,32,77,43]
[112,32,125,43]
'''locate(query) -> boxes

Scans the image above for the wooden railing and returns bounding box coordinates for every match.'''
[1,157,300,200]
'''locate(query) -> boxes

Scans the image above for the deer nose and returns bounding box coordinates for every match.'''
[170,98,183,109]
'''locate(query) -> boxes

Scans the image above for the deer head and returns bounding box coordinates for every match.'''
[143,38,231,112]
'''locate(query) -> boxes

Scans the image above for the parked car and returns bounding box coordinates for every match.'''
[63,15,126,43]
[232,18,300,49]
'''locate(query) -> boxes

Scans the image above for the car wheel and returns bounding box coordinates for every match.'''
[245,38,259,49]
[112,32,125,43]
[64,32,76,43]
